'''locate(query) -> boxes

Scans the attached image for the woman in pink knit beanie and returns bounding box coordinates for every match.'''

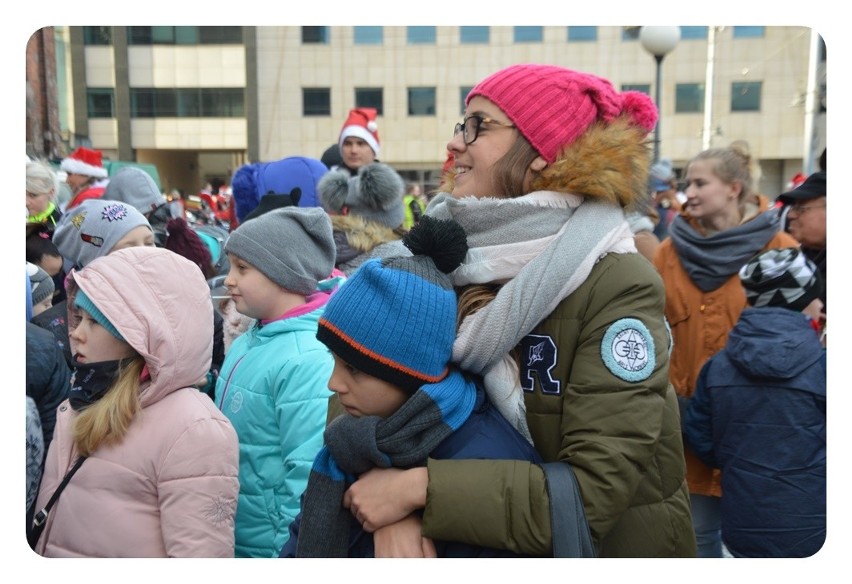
[341,63,696,558]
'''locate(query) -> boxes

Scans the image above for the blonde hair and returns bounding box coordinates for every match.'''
[26,159,58,198]
[689,141,757,203]
[73,357,145,456]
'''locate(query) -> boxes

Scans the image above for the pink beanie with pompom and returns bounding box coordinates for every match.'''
[466,64,658,163]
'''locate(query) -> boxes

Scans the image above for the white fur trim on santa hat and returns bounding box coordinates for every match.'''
[339,126,380,158]
[61,157,108,179]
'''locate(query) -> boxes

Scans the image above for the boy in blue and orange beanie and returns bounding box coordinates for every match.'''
[280,216,542,558]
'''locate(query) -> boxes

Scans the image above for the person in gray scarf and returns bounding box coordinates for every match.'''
[333,64,695,558]
[653,142,798,557]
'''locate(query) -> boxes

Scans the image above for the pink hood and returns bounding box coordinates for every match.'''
[38,246,238,557]
[66,246,213,407]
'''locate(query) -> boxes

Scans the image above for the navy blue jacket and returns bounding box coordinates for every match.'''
[683,307,826,557]
[280,380,543,557]
[26,322,71,450]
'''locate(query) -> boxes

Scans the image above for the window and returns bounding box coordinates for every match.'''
[407,26,436,44]
[733,26,765,38]
[622,26,641,41]
[201,88,244,117]
[177,89,201,117]
[302,26,329,44]
[155,89,178,117]
[408,87,436,116]
[622,84,650,95]
[127,26,153,44]
[514,26,543,43]
[198,27,243,44]
[131,89,155,118]
[130,88,244,117]
[680,26,708,40]
[173,27,199,44]
[731,81,761,112]
[460,86,473,115]
[355,88,383,115]
[354,26,383,45]
[460,26,489,44]
[675,83,705,113]
[567,26,597,42]
[83,26,112,45]
[303,88,331,116]
[127,26,242,45]
[86,88,114,118]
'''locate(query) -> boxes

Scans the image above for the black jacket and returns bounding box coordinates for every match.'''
[26,322,71,450]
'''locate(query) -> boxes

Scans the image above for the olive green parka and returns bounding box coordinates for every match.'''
[420,118,696,557]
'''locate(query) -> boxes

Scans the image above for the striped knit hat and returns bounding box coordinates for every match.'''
[26,262,54,307]
[466,64,658,164]
[316,216,468,393]
[739,248,823,312]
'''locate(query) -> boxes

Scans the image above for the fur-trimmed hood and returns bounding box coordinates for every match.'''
[441,116,652,207]
[318,162,405,229]
[330,214,402,254]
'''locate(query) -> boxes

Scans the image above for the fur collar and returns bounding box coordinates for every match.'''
[330,214,402,253]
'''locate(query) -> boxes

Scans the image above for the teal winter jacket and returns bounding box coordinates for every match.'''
[215,304,334,557]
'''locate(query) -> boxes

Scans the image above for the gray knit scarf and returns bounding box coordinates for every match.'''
[668,209,782,292]
[427,191,636,440]
[295,370,476,557]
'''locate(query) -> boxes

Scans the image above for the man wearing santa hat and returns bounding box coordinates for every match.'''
[61,147,109,210]
[336,107,383,176]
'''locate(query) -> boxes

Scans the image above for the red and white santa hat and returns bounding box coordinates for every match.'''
[60,146,108,179]
[338,107,380,157]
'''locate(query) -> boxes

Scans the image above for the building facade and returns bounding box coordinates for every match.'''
[30,25,826,196]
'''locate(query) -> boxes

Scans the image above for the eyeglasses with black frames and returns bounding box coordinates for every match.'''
[453,114,516,145]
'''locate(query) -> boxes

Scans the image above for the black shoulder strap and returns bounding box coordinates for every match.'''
[541,461,597,557]
[29,456,86,548]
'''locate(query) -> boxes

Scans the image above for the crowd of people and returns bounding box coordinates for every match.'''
[25,62,826,559]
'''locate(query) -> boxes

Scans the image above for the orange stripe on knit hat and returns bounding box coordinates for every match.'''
[318,317,448,384]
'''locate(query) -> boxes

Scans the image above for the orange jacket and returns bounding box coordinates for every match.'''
[653,198,798,496]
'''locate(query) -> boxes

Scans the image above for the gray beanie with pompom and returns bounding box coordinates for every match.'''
[318,162,405,229]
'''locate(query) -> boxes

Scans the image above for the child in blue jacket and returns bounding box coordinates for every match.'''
[280,216,542,558]
[215,207,343,557]
[683,248,826,558]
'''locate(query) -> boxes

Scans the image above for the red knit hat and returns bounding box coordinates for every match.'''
[466,64,659,164]
[60,146,108,178]
[338,107,381,157]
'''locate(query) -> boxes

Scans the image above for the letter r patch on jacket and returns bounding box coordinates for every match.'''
[519,334,561,395]
[600,318,656,382]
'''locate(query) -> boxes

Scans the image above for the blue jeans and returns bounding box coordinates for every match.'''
[690,494,723,558]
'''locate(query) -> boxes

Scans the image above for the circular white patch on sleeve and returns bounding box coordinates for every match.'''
[600,318,655,382]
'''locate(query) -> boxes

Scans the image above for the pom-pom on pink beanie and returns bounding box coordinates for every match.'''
[466,64,659,163]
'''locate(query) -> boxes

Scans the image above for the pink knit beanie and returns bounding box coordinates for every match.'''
[466,64,659,163]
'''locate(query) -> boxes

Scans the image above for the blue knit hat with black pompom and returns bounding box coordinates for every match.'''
[317,215,468,393]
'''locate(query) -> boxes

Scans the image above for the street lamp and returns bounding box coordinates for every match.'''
[640,26,681,163]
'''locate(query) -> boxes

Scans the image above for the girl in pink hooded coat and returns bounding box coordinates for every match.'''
[32,246,240,557]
